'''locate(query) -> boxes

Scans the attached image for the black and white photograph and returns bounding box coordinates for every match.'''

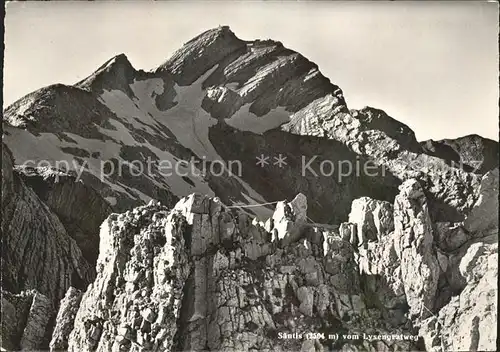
[1,1,498,351]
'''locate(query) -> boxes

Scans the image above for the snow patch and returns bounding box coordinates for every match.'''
[90,65,272,209]
[142,142,215,198]
[225,105,289,134]
[99,119,141,146]
[152,66,221,160]
[104,196,117,206]
[102,67,221,161]
[98,83,215,197]
[123,66,273,208]
[99,89,159,136]
[304,68,320,82]
[226,83,239,90]
[2,127,132,198]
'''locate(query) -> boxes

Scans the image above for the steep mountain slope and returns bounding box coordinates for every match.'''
[1,143,95,304]
[420,134,499,175]
[1,143,114,350]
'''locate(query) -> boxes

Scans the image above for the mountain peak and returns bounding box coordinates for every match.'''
[155,26,246,85]
[76,53,137,93]
[420,133,499,174]
[103,53,132,68]
[186,25,240,45]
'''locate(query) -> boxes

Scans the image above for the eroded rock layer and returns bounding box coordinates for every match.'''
[1,143,95,304]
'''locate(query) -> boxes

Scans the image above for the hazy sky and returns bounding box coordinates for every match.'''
[4,1,499,141]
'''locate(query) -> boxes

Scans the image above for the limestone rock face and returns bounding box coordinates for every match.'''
[464,168,499,236]
[268,193,308,246]
[3,84,116,137]
[19,292,54,350]
[1,143,101,351]
[16,165,112,264]
[1,291,31,351]
[284,99,481,222]
[1,143,95,305]
[77,53,139,95]
[420,243,498,352]
[393,180,440,321]
[348,197,394,246]
[67,202,191,352]
[434,222,470,252]
[157,26,246,86]
[169,194,421,352]
[420,134,499,175]
[353,107,423,153]
[1,290,55,351]
[50,287,84,352]
[57,195,422,352]
[3,187,495,351]
[343,179,498,352]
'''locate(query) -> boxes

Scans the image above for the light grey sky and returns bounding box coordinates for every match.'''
[4,1,499,141]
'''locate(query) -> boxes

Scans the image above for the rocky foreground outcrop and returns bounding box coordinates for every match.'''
[14,172,491,352]
[1,290,54,350]
[420,242,498,352]
[61,193,418,352]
